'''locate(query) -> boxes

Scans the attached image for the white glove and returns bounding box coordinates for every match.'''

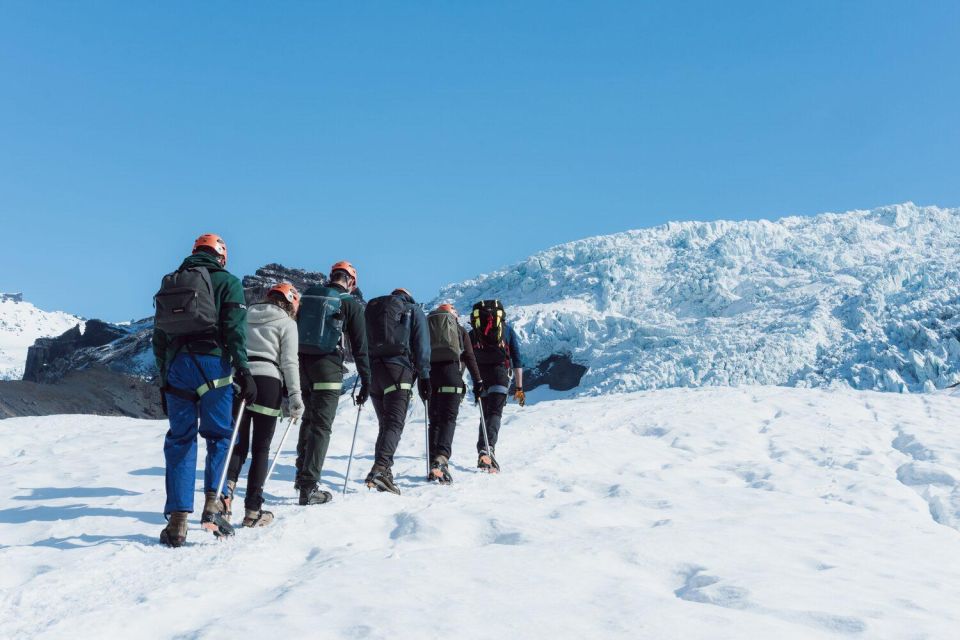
[288,392,305,422]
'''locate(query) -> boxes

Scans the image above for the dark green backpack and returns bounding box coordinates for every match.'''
[298,286,352,355]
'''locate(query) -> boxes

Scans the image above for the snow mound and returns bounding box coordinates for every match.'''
[0,293,82,380]
[434,202,960,396]
[3,387,960,638]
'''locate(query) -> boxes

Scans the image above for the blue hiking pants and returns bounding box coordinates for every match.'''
[163,353,235,514]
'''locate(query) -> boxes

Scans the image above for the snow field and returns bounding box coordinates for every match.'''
[2,387,960,638]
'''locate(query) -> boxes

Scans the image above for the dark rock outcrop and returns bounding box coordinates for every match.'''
[242,263,328,305]
[525,354,588,392]
[0,367,163,419]
[24,320,129,382]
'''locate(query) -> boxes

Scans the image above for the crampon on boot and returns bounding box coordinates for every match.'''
[366,467,401,495]
[242,509,274,528]
[159,511,189,548]
[428,456,453,484]
[200,491,235,538]
[477,449,500,474]
[299,484,333,506]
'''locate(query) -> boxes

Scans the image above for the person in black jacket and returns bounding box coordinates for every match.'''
[427,303,483,484]
[469,301,524,472]
[364,288,431,495]
[295,261,372,506]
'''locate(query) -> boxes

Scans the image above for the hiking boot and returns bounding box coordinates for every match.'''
[477,448,500,474]
[299,484,333,506]
[365,466,401,495]
[429,456,453,484]
[242,509,274,527]
[201,491,235,538]
[224,480,236,518]
[159,511,188,548]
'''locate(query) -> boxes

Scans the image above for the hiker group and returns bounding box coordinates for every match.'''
[152,234,525,547]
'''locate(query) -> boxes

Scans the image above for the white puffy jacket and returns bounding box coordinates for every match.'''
[245,302,301,396]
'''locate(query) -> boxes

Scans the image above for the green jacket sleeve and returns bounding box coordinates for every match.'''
[217,273,249,370]
[344,297,372,387]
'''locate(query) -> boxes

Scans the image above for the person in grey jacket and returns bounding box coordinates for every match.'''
[225,283,304,527]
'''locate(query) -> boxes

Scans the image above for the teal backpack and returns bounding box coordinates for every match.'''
[298,286,353,355]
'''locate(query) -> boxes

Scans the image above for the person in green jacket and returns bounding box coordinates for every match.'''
[152,233,257,547]
[295,260,372,505]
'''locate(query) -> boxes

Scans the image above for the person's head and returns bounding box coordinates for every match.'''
[329,261,358,292]
[193,233,227,267]
[435,303,457,316]
[266,283,300,317]
[392,288,414,303]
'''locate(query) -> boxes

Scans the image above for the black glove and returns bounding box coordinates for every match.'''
[473,380,484,402]
[418,377,432,402]
[235,367,257,405]
[355,383,369,406]
[160,388,168,416]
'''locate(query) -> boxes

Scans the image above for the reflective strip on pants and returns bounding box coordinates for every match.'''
[196,375,233,398]
[383,382,413,394]
[312,382,342,391]
[247,403,282,417]
[438,386,464,394]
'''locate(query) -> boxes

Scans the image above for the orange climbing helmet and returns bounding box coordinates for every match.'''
[269,283,301,313]
[435,303,457,315]
[330,261,358,284]
[193,233,228,266]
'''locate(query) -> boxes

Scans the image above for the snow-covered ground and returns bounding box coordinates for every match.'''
[3,386,960,639]
[434,202,960,396]
[0,294,81,380]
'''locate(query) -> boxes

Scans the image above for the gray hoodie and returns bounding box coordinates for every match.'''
[245,302,301,397]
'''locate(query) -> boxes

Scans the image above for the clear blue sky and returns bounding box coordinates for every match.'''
[2,1,958,321]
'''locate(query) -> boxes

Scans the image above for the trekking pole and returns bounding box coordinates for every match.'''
[424,399,431,478]
[265,416,296,489]
[215,399,246,500]
[478,397,492,455]
[342,404,363,495]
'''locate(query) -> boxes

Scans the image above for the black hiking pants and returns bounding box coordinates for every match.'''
[227,376,282,511]
[429,361,465,461]
[477,364,510,453]
[296,353,343,487]
[370,362,414,470]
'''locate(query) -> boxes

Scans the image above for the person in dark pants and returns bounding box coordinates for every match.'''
[469,300,524,472]
[364,288,431,495]
[226,284,304,527]
[295,261,371,506]
[427,303,483,484]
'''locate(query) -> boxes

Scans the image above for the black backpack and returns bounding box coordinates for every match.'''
[154,267,219,339]
[366,295,413,358]
[470,300,510,366]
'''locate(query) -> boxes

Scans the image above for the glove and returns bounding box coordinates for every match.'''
[160,388,168,417]
[235,367,258,405]
[355,384,369,406]
[418,377,432,402]
[513,387,526,407]
[473,380,484,402]
[288,391,305,422]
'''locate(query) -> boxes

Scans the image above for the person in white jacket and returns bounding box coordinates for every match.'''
[225,283,305,527]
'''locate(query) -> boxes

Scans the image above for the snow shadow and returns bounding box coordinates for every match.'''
[0,504,166,525]
[13,487,141,501]
[28,533,156,549]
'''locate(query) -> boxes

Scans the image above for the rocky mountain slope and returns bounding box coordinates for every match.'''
[0,293,82,380]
